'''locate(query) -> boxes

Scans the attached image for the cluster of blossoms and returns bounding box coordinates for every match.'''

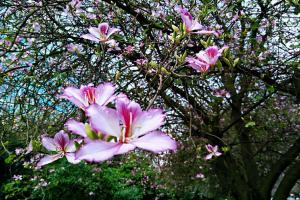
[37,82,177,166]
[35,8,225,167]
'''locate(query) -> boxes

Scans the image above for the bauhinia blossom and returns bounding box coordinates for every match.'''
[205,144,222,160]
[81,23,119,43]
[76,95,177,162]
[175,6,202,32]
[186,46,227,73]
[37,131,80,167]
[60,82,116,110]
[175,6,219,36]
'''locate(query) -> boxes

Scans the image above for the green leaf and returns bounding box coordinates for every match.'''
[245,121,256,128]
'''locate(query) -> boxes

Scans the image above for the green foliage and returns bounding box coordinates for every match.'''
[2,153,167,200]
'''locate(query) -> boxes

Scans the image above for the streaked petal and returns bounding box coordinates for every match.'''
[206,46,219,58]
[205,144,213,153]
[180,9,193,30]
[54,130,69,150]
[131,131,176,153]
[60,86,87,108]
[41,136,57,151]
[98,23,109,34]
[95,82,116,106]
[65,119,87,137]
[132,109,165,137]
[116,95,142,120]
[65,153,81,164]
[86,104,121,137]
[76,141,119,162]
[37,154,63,167]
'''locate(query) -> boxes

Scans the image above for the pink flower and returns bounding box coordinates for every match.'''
[175,6,202,32]
[106,39,121,51]
[186,46,226,73]
[195,173,205,179]
[124,45,135,54]
[213,89,230,98]
[205,144,222,160]
[66,43,83,54]
[15,148,24,155]
[60,82,116,110]
[75,95,177,162]
[13,175,23,181]
[37,131,80,167]
[81,23,119,43]
[135,58,148,66]
[175,6,220,36]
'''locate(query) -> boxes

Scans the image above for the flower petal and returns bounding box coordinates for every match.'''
[191,20,202,31]
[65,119,87,137]
[215,152,222,157]
[41,136,57,151]
[65,153,81,164]
[98,23,109,34]
[205,153,213,160]
[132,109,165,137]
[81,34,99,43]
[54,130,69,150]
[65,139,77,153]
[88,27,101,38]
[95,82,116,106]
[107,28,119,38]
[60,86,87,108]
[76,141,119,162]
[37,154,63,167]
[114,143,136,155]
[179,8,193,30]
[131,131,176,153]
[86,104,121,138]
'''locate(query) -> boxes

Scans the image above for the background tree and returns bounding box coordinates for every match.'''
[0,0,299,199]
